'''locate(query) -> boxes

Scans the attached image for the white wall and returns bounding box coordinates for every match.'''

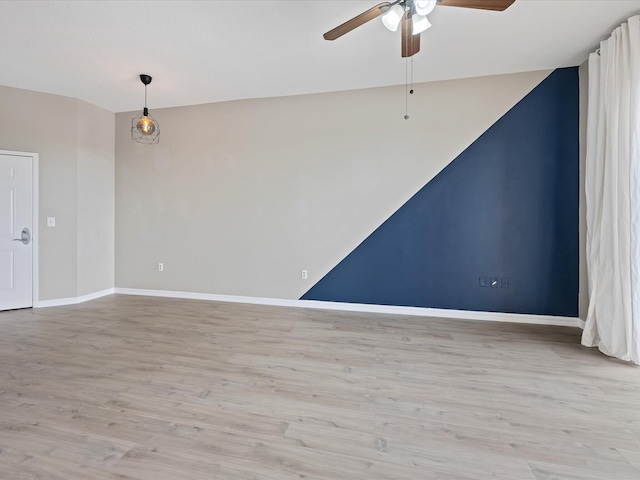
[115,70,552,299]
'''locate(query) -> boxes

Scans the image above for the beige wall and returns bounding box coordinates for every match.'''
[0,85,114,301]
[76,100,115,297]
[115,70,552,299]
[578,61,589,319]
[0,68,586,309]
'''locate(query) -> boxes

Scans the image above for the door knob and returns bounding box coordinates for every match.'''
[13,227,31,245]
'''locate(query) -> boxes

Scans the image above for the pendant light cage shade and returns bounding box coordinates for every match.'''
[131,110,160,144]
[131,74,160,144]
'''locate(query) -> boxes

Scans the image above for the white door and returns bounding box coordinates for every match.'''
[0,154,33,310]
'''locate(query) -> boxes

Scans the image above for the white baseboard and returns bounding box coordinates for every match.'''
[114,288,582,328]
[33,286,583,329]
[35,288,115,308]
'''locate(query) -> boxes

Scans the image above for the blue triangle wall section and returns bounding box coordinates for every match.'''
[301,68,579,317]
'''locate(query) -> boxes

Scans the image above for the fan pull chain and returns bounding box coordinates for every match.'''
[405,58,409,119]
[410,57,414,95]
[405,57,415,120]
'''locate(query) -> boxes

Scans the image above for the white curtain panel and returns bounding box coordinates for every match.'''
[582,15,640,364]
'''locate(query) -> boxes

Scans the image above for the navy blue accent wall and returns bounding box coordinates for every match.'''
[302,68,579,317]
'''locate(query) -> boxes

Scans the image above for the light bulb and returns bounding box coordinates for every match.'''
[381,5,405,32]
[412,14,431,35]
[136,116,156,136]
[415,0,437,16]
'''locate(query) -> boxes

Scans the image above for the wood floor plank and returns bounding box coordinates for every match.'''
[618,449,640,471]
[1,294,640,479]
[10,454,140,480]
[527,459,639,480]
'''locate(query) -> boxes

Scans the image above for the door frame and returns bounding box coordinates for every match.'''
[0,150,39,308]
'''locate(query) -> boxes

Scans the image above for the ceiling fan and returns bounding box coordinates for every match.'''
[323,0,515,58]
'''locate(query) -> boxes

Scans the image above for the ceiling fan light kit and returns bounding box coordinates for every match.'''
[382,4,405,32]
[324,0,515,58]
[131,74,160,144]
[411,14,431,35]
[415,0,437,16]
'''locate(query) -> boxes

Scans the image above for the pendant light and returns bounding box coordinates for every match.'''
[131,74,160,144]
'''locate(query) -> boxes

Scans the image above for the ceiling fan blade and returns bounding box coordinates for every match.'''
[437,0,515,11]
[401,12,420,58]
[323,2,391,40]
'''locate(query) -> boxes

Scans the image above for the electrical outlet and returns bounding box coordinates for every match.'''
[158,263,164,272]
[479,277,488,287]
[501,277,509,289]
[301,269,308,279]
[490,277,499,288]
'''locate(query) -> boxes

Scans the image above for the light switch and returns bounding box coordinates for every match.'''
[47,217,56,227]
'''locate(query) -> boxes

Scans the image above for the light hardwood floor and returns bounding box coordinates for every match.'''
[0,295,639,479]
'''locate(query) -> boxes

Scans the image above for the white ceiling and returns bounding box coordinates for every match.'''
[0,0,639,113]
